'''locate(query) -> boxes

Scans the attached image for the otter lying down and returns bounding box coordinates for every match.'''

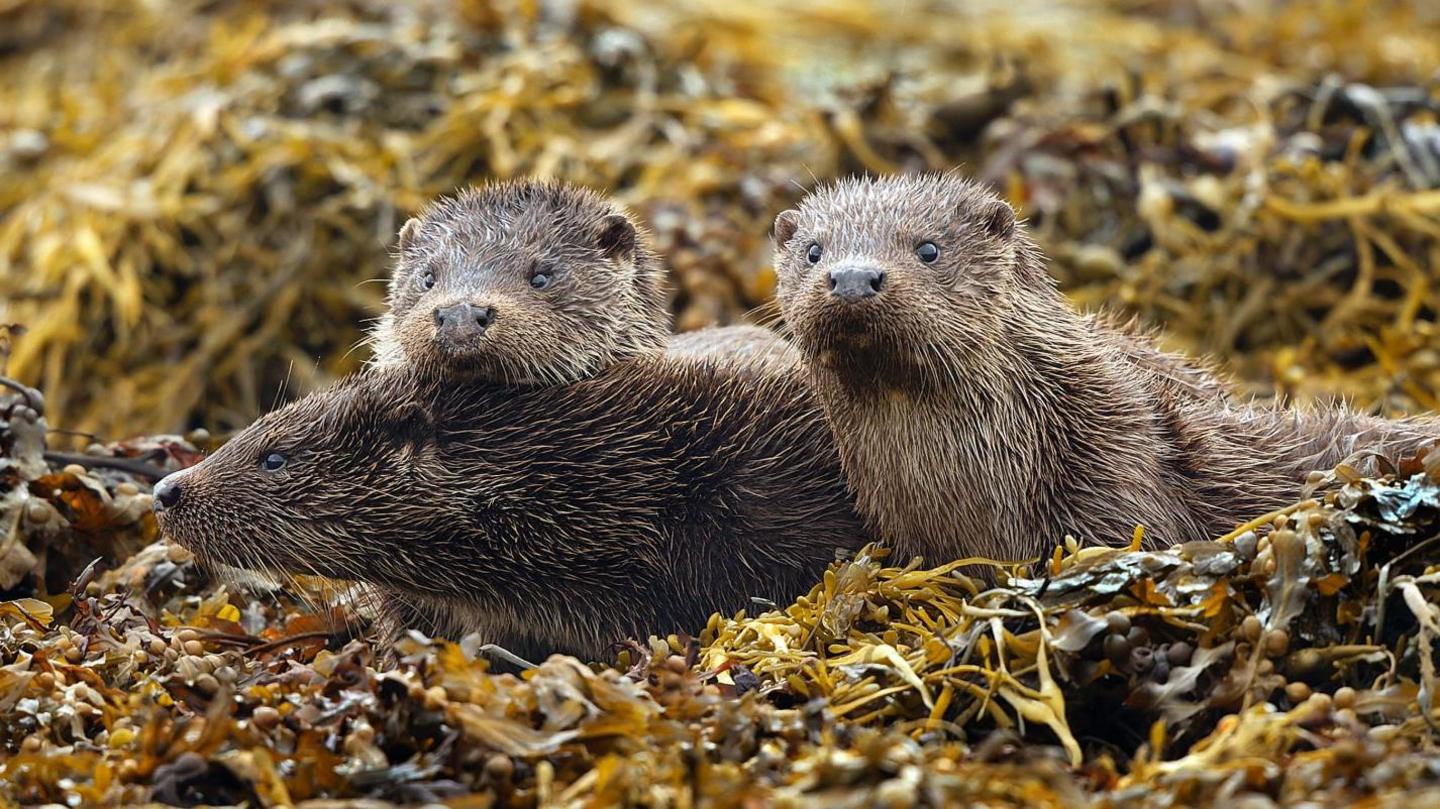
[150,342,1438,661]
[151,354,869,661]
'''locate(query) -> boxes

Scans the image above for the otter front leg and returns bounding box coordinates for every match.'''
[365,590,443,669]
[367,588,541,672]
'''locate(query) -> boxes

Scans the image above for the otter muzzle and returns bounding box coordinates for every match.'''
[152,474,183,512]
[434,302,497,344]
[828,266,885,302]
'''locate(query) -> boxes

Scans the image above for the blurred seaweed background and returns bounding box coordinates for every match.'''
[2,0,1437,439]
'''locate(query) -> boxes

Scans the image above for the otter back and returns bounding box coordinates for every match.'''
[668,324,801,372]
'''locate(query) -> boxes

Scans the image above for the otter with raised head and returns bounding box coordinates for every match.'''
[150,355,867,660]
[369,180,671,384]
[772,173,1437,563]
[369,179,796,381]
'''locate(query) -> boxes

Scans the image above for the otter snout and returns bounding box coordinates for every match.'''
[828,266,885,302]
[434,302,497,343]
[152,473,183,512]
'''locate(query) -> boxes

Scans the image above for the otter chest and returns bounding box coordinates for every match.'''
[830,393,1035,563]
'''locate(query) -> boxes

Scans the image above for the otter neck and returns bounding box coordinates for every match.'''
[629,248,672,354]
[809,270,1182,564]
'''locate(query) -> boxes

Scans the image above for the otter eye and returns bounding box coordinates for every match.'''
[420,271,436,290]
[806,243,823,264]
[916,242,939,263]
[529,272,551,290]
[259,452,287,473]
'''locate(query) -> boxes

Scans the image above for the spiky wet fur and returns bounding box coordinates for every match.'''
[368,179,670,385]
[773,173,1439,563]
[154,354,868,660]
[668,324,801,372]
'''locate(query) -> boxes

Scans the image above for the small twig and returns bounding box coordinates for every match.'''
[43,450,168,481]
[478,643,538,670]
[244,630,335,657]
[0,375,43,414]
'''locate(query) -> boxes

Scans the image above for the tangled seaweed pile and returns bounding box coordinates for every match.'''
[5,375,1440,806]
[990,1,1440,412]
[2,0,1437,436]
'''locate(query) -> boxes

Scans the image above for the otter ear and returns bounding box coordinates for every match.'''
[979,198,1016,240]
[397,217,422,252]
[773,209,800,245]
[595,214,637,261]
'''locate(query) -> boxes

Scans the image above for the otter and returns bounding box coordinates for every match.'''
[771,173,1438,563]
[1099,314,1232,403]
[368,180,671,385]
[150,355,868,660]
[368,178,796,381]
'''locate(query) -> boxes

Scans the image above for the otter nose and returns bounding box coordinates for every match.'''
[828,266,885,302]
[433,303,497,340]
[152,475,182,512]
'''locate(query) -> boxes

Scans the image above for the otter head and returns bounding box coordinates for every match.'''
[151,372,453,588]
[772,173,1048,392]
[381,180,669,385]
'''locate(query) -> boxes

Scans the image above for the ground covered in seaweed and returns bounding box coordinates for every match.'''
[4,379,1440,806]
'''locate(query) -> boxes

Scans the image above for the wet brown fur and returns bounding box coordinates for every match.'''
[669,324,801,371]
[369,179,798,382]
[772,173,1439,564]
[153,355,869,660]
[1100,312,1232,403]
[369,179,670,385]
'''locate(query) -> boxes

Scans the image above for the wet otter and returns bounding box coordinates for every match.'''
[1099,314,1232,403]
[150,355,868,660]
[669,324,800,371]
[772,173,1437,563]
[368,179,795,380]
[369,180,670,384]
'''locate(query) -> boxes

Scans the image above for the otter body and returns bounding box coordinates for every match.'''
[1102,313,1231,403]
[772,173,1437,563]
[152,355,868,660]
